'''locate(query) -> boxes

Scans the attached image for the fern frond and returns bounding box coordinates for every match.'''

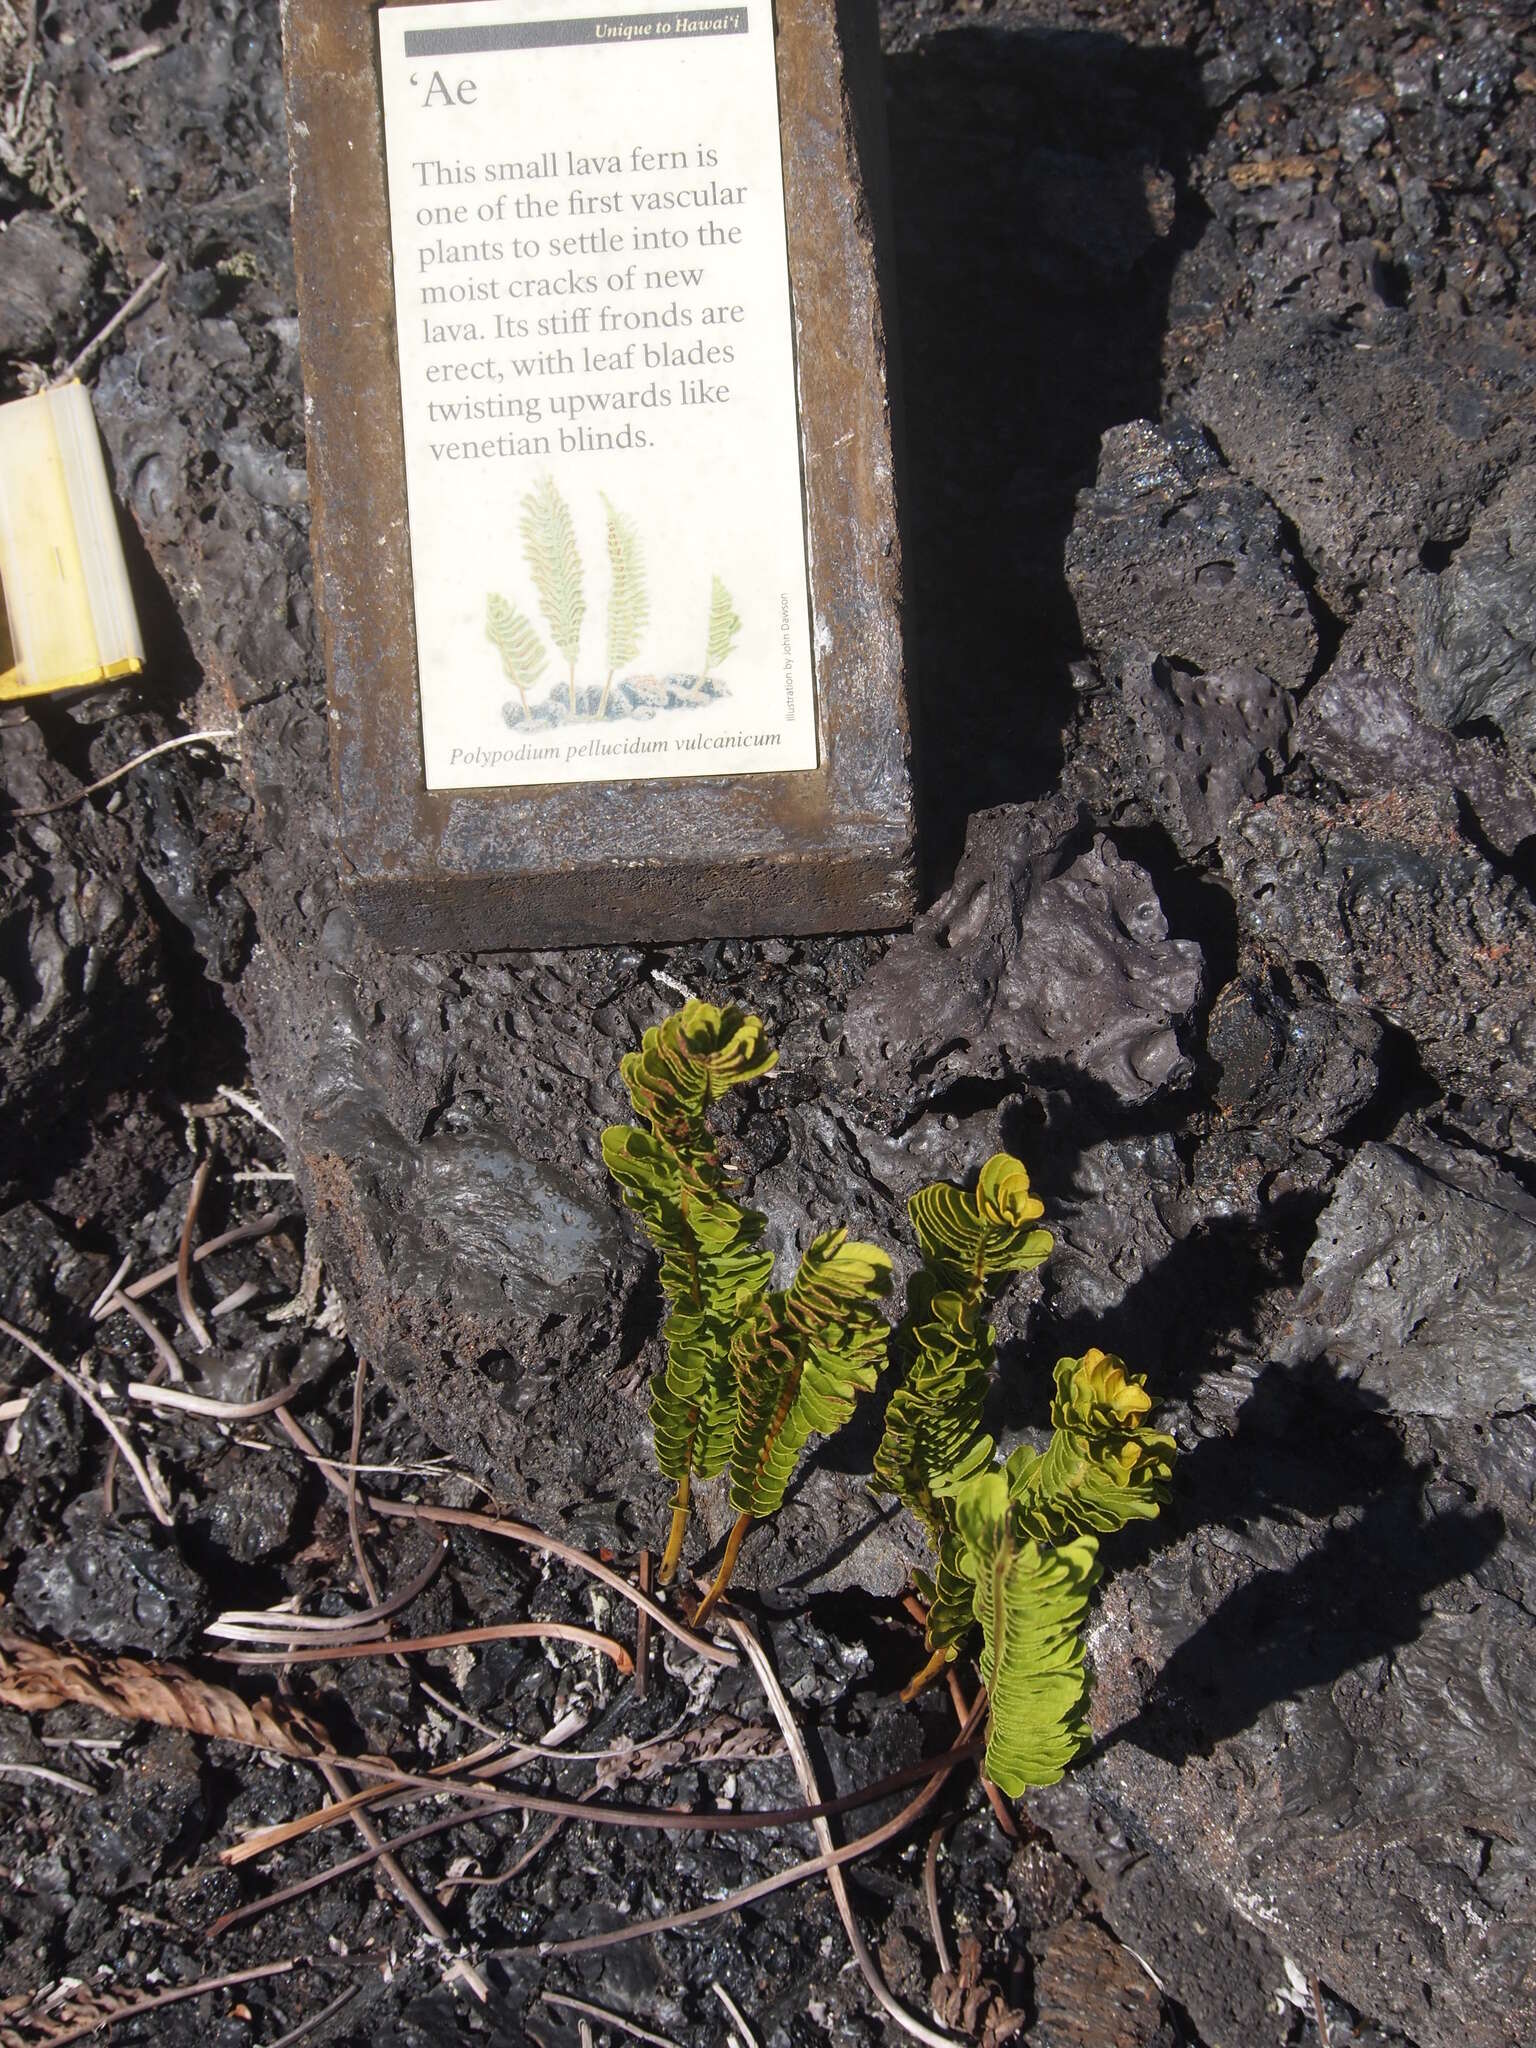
[485,591,548,712]
[602,1003,779,1578]
[873,1277,994,1531]
[601,494,647,671]
[908,1152,1052,1286]
[618,1000,777,1159]
[951,1468,1100,1792]
[520,473,586,675]
[727,1230,893,1520]
[704,574,741,675]
[1009,1349,1176,1538]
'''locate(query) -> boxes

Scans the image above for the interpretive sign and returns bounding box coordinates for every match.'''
[378,1,818,790]
[283,0,912,946]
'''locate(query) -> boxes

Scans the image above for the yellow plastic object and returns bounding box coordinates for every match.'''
[0,381,145,701]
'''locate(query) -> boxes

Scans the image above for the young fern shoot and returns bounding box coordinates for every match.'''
[601,1002,776,1582]
[693,1228,893,1622]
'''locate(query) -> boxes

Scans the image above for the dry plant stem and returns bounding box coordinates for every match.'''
[209,1537,447,1643]
[364,1497,734,1669]
[111,1211,298,1310]
[540,1991,683,2048]
[11,1958,298,2048]
[635,1547,651,1701]
[129,1378,301,1419]
[11,722,235,818]
[692,1510,752,1625]
[0,1758,94,1795]
[530,1697,988,1958]
[923,1824,955,1979]
[175,1157,214,1350]
[723,1615,967,2048]
[711,1981,761,2048]
[209,1743,989,1938]
[61,255,170,381]
[110,1293,187,1381]
[214,1617,634,1675]
[317,1756,489,2003]
[89,1252,134,1320]
[0,1314,173,1526]
[347,1356,383,1608]
[946,1668,1018,1841]
[266,1982,362,2048]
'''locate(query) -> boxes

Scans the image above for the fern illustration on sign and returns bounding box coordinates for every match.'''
[520,473,586,712]
[599,493,648,718]
[484,592,548,716]
[703,575,741,683]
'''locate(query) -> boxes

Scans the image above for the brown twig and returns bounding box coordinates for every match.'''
[108,1211,299,1311]
[539,1992,683,2048]
[711,1981,761,2048]
[60,256,171,382]
[946,1669,1017,1840]
[924,1822,955,1979]
[109,1292,187,1381]
[723,1614,965,2048]
[1,1958,297,2047]
[346,1355,382,1607]
[0,1315,172,1526]
[212,1618,634,1675]
[526,1696,988,1958]
[207,1742,987,1938]
[635,1547,651,1702]
[11,724,235,818]
[269,1409,732,1671]
[316,1756,488,2002]
[174,1158,214,1351]
[265,1981,362,2048]
[128,1378,301,1420]
[207,1535,447,1647]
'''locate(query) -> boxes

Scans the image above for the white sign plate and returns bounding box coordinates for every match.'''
[377,0,819,791]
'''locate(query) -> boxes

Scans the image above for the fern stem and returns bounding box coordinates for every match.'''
[693,1510,752,1624]
[658,1480,691,1585]
[899,1646,951,1703]
[598,668,615,719]
[568,660,577,715]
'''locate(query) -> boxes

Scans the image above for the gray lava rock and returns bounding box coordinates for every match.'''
[1293,657,1536,859]
[1278,1135,1536,1417]
[0,211,94,357]
[1221,789,1536,1103]
[12,1530,209,1657]
[189,1452,300,1564]
[1193,312,1526,607]
[844,805,1204,1109]
[1071,649,1293,856]
[1204,969,1381,1145]
[0,713,171,1205]
[1065,419,1318,689]
[1417,466,1536,752]
[1032,1360,1528,2048]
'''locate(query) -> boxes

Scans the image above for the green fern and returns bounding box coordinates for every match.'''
[599,495,647,716]
[703,574,741,680]
[692,1231,893,1620]
[601,1002,776,1580]
[875,1154,1052,1683]
[520,474,586,710]
[484,591,548,716]
[1008,1349,1176,1539]
[948,1468,1100,1792]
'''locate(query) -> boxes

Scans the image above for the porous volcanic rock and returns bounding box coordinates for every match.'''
[1277,1134,1536,1417]
[844,803,1205,1111]
[1065,418,1318,689]
[1220,786,1536,1104]
[1416,464,1536,752]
